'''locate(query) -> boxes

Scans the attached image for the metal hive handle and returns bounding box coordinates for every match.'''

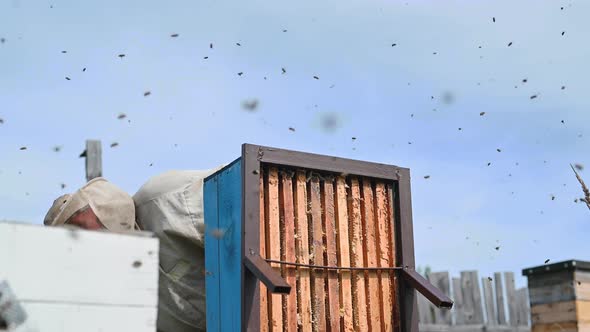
[401,268,454,309]
[243,253,291,294]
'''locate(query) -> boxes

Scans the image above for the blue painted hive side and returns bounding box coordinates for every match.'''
[204,158,243,332]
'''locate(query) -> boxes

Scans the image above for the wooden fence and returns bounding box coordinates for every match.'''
[418,271,530,332]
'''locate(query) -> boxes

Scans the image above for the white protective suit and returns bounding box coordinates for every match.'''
[133,167,225,332]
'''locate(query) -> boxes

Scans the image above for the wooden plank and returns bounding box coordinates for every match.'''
[533,300,590,326]
[85,139,102,182]
[349,178,369,331]
[361,178,383,331]
[529,283,576,306]
[531,300,576,325]
[22,302,157,332]
[524,290,531,327]
[528,271,574,288]
[266,167,283,331]
[418,293,434,324]
[528,271,576,306]
[505,272,517,327]
[578,300,590,324]
[204,175,221,332]
[322,178,341,331]
[376,182,394,331]
[259,169,269,332]
[335,176,354,332]
[294,171,312,330]
[309,175,326,332]
[575,271,590,302]
[280,171,298,331]
[420,323,530,332]
[452,277,465,325]
[532,322,578,332]
[387,183,401,332]
[429,272,452,324]
[218,161,243,332]
[482,277,497,325]
[461,271,484,324]
[0,223,158,307]
[495,272,507,325]
[515,288,529,326]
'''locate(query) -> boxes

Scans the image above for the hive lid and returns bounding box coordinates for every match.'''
[522,259,590,276]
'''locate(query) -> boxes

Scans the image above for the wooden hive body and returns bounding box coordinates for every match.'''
[523,260,590,332]
[204,144,450,332]
[0,222,159,332]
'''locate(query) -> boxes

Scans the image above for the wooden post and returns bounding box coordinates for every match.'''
[85,140,102,182]
[452,277,464,325]
[429,272,452,324]
[482,277,497,325]
[460,271,484,324]
[504,272,518,327]
[494,272,507,326]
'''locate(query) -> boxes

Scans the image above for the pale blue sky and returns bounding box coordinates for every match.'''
[1,0,589,288]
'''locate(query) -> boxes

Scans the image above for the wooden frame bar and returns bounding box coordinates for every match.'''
[240,143,451,331]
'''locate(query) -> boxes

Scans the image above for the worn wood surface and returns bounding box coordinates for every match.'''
[515,288,530,327]
[531,301,577,325]
[531,322,578,332]
[258,170,269,332]
[322,179,341,331]
[335,176,354,332]
[376,182,394,331]
[420,324,530,332]
[280,173,298,331]
[387,183,402,332]
[461,271,484,324]
[255,166,403,331]
[266,167,283,331]
[495,272,508,325]
[575,271,590,302]
[361,178,383,331]
[578,300,590,324]
[452,277,465,325]
[309,176,326,332]
[349,178,369,331]
[85,139,102,182]
[505,272,518,327]
[294,171,312,329]
[482,277,497,325]
[429,272,452,324]
[528,271,575,306]
[419,270,530,330]
[0,222,158,332]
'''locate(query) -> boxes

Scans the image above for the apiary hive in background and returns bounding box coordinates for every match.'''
[523,260,590,332]
[204,144,452,332]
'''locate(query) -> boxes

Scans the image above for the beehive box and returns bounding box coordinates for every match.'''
[204,144,451,332]
[0,221,159,332]
[523,260,590,332]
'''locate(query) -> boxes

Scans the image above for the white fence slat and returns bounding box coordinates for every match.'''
[494,272,507,325]
[452,277,465,325]
[460,271,484,324]
[429,272,452,324]
[505,272,518,327]
[482,277,497,325]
